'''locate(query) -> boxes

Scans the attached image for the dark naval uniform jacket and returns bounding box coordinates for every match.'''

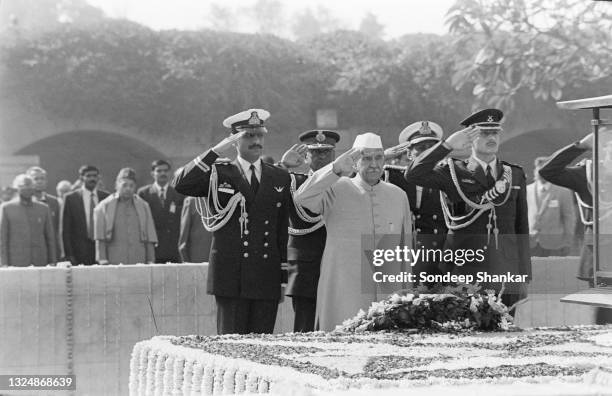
[286,172,326,299]
[384,164,447,248]
[405,142,531,298]
[172,149,291,300]
[539,142,594,280]
[385,164,447,278]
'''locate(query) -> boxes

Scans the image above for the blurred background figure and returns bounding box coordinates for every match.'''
[94,167,157,265]
[55,179,73,259]
[527,157,576,257]
[0,174,56,267]
[26,166,61,256]
[138,159,184,263]
[0,186,16,203]
[56,180,72,205]
[62,165,109,265]
[178,196,212,263]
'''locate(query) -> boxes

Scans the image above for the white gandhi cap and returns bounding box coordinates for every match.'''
[352,132,383,149]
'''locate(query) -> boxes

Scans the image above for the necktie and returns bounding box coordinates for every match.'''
[88,192,95,240]
[250,164,259,194]
[160,187,166,208]
[486,165,495,188]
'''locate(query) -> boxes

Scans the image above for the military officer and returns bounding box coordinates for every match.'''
[405,109,531,308]
[539,133,598,281]
[539,131,612,324]
[383,121,447,283]
[172,108,291,335]
[278,130,340,332]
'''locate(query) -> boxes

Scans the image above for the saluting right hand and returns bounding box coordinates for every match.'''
[212,131,245,155]
[280,144,308,168]
[445,126,479,151]
[332,148,362,175]
[384,142,411,160]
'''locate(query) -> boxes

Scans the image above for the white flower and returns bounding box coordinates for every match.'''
[390,294,402,304]
[401,294,415,304]
[223,367,236,394]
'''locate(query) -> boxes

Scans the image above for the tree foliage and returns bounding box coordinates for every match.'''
[2,0,610,148]
[1,20,324,139]
[359,12,385,39]
[446,0,612,110]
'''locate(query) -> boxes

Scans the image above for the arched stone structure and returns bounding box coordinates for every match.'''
[0,95,207,188]
[15,130,171,193]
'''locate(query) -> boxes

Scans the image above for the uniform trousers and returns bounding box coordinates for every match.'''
[215,296,278,335]
[291,296,316,332]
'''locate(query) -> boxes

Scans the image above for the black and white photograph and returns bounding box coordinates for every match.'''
[0,0,611,395]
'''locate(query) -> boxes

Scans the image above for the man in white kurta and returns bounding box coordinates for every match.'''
[294,133,412,331]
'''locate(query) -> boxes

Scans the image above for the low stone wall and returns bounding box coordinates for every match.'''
[0,263,293,395]
[0,258,596,395]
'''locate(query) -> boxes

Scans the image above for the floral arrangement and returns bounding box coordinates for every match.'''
[130,326,612,395]
[337,283,514,333]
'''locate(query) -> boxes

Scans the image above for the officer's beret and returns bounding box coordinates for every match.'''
[299,130,340,150]
[398,121,443,146]
[460,108,503,129]
[223,109,270,134]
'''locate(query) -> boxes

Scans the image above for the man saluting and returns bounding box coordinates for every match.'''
[172,109,291,335]
[538,131,612,324]
[384,121,447,282]
[405,109,531,307]
[278,130,340,332]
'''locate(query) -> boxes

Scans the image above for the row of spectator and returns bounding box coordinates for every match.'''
[0,160,214,267]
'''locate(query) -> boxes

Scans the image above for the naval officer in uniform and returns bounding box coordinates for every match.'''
[172,108,291,334]
[278,130,340,332]
[384,121,447,282]
[405,109,531,307]
[539,132,612,323]
[538,133,610,282]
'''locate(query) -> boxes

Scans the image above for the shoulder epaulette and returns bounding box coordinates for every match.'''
[383,164,407,171]
[502,161,523,169]
[289,171,308,176]
[263,162,290,173]
[214,157,232,165]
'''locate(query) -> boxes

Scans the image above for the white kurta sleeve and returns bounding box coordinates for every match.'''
[293,163,341,215]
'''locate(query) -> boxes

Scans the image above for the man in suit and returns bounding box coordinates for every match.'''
[278,129,340,332]
[138,160,185,263]
[172,108,291,335]
[1,174,56,267]
[62,165,110,265]
[27,166,61,257]
[384,121,447,283]
[527,157,575,257]
[405,109,531,308]
[178,196,212,263]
